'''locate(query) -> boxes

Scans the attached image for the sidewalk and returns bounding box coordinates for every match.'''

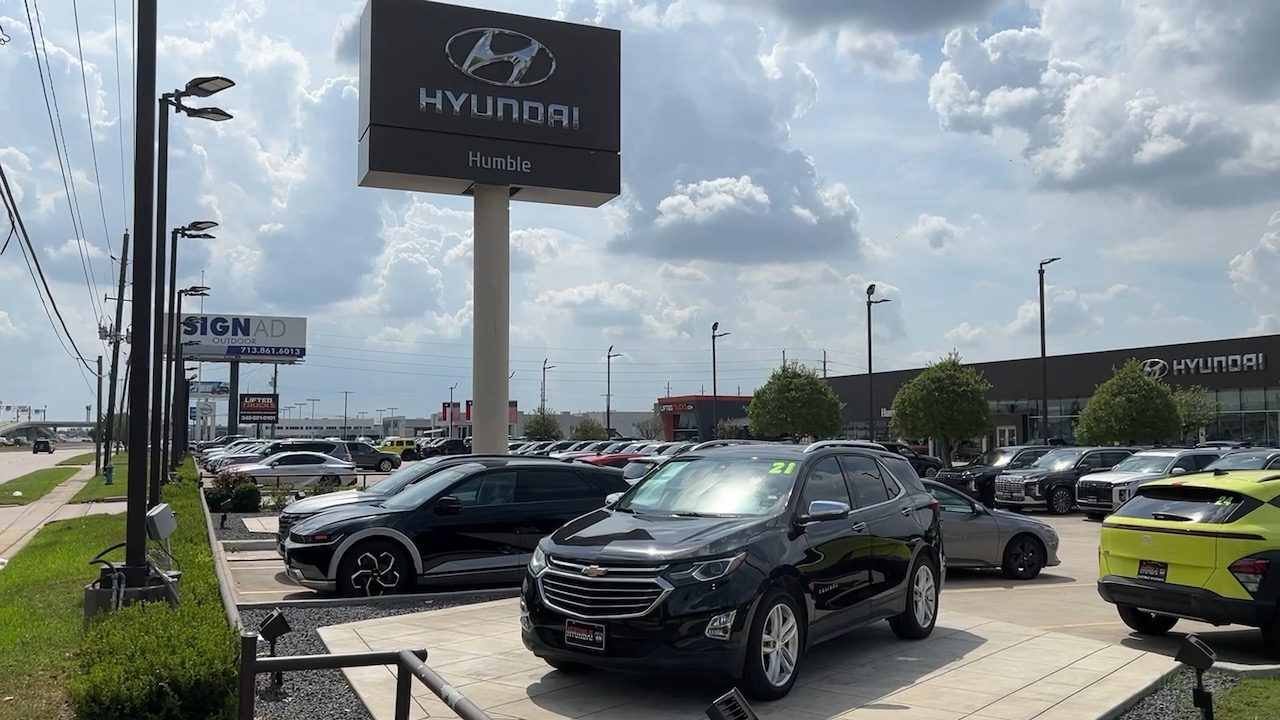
[0,466,127,561]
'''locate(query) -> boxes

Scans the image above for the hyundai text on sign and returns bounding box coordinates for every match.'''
[169,314,308,364]
[357,0,621,208]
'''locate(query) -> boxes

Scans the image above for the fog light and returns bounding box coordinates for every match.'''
[705,611,736,640]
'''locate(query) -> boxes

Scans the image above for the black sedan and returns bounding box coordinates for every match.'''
[283,460,629,596]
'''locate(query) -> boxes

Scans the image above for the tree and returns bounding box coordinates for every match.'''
[523,409,563,441]
[634,413,663,440]
[890,352,992,466]
[1173,385,1218,442]
[571,417,608,441]
[746,362,845,440]
[1074,359,1179,444]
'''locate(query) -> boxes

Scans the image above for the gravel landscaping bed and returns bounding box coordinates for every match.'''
[241,593,517,720]
[1118,667,1238,720]
[213,511,277,541]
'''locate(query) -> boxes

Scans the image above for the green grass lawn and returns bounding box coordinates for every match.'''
[69,455,129,503]
[1218,678,1280,719]
[0,468,78,505]
[56,452,98,466]
[0,512,125,720]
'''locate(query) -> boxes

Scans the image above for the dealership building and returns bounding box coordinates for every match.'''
[826,335,1280,447]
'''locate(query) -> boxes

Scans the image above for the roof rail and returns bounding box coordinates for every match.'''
[804,440,887,453]
[688,439,767,452]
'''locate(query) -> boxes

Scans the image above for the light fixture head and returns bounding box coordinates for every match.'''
[1041,257,1061,267]
[184,75,235,97]
[185,106,233,122]
[866,283,877,297]
[185,220,219,232]
[711,321,719,333]
[185,232,216,240]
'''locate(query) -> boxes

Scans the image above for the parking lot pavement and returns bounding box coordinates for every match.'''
[944,513,1279,667]
[318,597,1177,720]
[0,445,89,484]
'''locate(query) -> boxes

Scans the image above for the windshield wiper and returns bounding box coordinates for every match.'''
[1150,512,1193,522]
[612,506,636,514]
[671,511,710,517]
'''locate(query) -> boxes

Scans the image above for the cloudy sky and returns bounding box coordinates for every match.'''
[1,0,1277,422]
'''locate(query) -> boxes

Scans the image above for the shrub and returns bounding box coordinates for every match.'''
[231,483,261,513]
[204,472,261,513]
[69,462,238,720]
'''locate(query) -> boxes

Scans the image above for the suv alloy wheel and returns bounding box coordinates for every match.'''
[742,587,805,700]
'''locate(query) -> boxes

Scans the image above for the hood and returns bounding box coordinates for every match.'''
[283,489,375,515]
[546,509,774,563]
[989,507,1055,532]
[230,463,271,474]
[998,467,1049,479]
[1079,470,1163,486]
[289,503,401,535]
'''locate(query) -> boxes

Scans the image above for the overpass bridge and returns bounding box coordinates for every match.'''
[0,420,97,437]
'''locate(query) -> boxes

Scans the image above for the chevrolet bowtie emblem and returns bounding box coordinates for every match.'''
[583,565,607,577]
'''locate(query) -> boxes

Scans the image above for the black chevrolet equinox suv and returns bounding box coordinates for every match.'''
[521,443,945,700]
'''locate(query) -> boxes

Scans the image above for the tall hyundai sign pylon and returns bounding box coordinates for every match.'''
[357,0,621,453]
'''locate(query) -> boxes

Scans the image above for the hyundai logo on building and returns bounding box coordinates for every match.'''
[446,28,556,88]
[1140,358,1169,379]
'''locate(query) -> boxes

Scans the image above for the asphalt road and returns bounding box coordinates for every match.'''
[0,444,90,484]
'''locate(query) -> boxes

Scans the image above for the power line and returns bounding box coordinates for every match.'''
[23,0,105,324]
[110,0,128,222]
[71,0,116,253]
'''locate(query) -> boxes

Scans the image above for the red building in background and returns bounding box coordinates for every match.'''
[656,394,753,442]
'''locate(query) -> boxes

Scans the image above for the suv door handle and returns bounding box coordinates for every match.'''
[514,526,540,534]
[851,522,867,532]
[900,507,913,517]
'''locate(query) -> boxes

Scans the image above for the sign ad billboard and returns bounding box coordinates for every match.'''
[189,380,231,398]
[172,314,307,363]
[239,394,280,424]
[357,0,621,207]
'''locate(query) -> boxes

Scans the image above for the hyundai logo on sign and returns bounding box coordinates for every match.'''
[1140,358,1169,379]
[446,28,556,88]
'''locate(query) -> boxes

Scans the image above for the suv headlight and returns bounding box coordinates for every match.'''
[295,531,335,543]
[529,546,548,577]
[675,553,746,582]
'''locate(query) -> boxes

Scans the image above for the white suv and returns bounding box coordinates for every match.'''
[1074,448,1222,519]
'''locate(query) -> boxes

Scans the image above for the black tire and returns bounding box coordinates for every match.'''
[741,587,805,701]
[401,449,417,461]
[1046,486,1074,515]
[543,658,594,674]
[889,553,939,640]
[1001,534,1045,580]
[924,466,939,477]
[377,459,393,473]
[337,539,411,597]
[1260,617,1280,654]
[1117,605,1178,635]
[1085,512,1106,521]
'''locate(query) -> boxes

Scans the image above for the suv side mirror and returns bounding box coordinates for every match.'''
[605,492,624,507]
[1170,467,1188,475]
[799,500,851,525]
[435,496,463,515]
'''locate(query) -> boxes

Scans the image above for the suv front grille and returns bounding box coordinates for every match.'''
[277,513,305,537]
[1076,481,1111,504]
[538,557,672,620]
[995,476,1025,494]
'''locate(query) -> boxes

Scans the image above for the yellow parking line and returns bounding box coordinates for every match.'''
[945,581,1094,594]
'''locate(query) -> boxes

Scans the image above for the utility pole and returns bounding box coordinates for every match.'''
[270,365,279,439]
[541,359,555,414]
[606,346,622,436]
[665,381,672,397]
[341,390,353,440]
[782,349,786,367]
[94,356,103,475]
[103,231,129,466]
[448,383,458,438]
[822,350,828,379]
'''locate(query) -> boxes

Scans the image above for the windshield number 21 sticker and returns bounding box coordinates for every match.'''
[770,461,797,475]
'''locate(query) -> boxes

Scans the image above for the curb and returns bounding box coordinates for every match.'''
[1215,661,1280,678]
[199,479,242,631]
[1099,661,1182,720]
[236,586,520,611]
[222,539,275,552]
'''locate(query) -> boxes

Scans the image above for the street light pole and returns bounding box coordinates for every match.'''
[341,390,353,440]
[866,284,892,441]
[1038,257,1061,442]
[541,359,556,414]
[448,383,458,438]
[606,346,622,437]
[711,322,731,440]
[162,227,215,472]
[167,285,208,469]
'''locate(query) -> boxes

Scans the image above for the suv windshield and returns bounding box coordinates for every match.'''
[1207,452,1271,470]
[973,448,1013,467]
[1032,448,1085,471]
[1111,454,1175,474]
[381,464,483,510]
[616,456,797,517]
[368,457,450,496]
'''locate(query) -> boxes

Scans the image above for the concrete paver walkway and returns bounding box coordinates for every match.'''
[316,598,1177,720]
[0,466,127,561]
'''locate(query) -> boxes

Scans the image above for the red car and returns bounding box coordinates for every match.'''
[575,452,644,469]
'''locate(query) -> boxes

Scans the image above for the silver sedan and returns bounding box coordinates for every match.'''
[227,451,357,490]
[925,480,1062,580]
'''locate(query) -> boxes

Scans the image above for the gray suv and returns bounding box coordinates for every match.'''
[1074,447,1222,519]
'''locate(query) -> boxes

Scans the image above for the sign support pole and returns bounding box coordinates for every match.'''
[471,185,510,455]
